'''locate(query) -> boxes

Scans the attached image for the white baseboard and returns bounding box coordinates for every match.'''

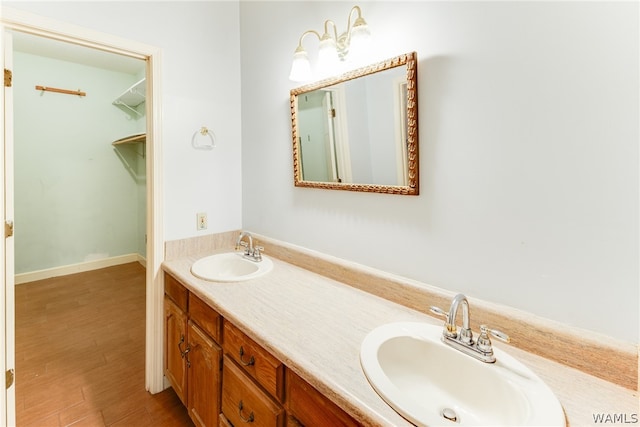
[137,253,147,268]
[15,253,146,285]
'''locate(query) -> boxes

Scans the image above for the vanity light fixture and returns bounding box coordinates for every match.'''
[289,5,371,82]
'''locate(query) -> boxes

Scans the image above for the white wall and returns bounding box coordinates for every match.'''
[13,51,143,273]
[5,1,243,242]
[6,1,637,342]
[240,2,639,342]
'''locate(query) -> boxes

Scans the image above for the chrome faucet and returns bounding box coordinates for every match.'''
[445,293,473,345]
[430,293,510,363]
[235,231,263,262]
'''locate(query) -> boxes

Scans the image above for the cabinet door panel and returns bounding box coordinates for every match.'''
[188,321,222,427]
[165,296,188,405]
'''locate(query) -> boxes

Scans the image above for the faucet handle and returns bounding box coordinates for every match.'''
[237,241,251,255]
[477,324,510,354]
[429,306,448,319]
[430,306,459,338]
[480,325,510,343]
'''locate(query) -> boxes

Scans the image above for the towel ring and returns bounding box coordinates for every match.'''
[192,126,216,150]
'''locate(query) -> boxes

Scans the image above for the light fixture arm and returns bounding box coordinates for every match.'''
[345,6,364,37]
[289,5,371,82]
[323,19,339,40]
[296,6,367,56]
[342,6,368,59]
[294,30,322,52]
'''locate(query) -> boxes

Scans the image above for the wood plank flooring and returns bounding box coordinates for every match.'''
[15,262,193,427]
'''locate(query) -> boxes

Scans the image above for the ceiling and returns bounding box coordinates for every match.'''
[12,30,146,75]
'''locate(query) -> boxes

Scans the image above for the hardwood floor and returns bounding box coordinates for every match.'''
[15,262,194,427]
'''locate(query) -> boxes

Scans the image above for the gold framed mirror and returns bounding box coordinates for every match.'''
[290,51,418,195]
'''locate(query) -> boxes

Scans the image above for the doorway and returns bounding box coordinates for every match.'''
[1,8,165,425]
[11,31,147,282]
[297,86,352,183]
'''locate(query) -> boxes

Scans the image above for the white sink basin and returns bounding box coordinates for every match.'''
[191,252,273,282]
[360,322,565,426]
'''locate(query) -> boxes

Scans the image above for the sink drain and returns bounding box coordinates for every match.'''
[441,407,458,423]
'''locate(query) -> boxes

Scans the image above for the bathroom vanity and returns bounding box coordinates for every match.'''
[164,272,361,427]
[162,232,638,426]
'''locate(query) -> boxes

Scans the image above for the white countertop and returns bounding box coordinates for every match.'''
[163,251,639,426]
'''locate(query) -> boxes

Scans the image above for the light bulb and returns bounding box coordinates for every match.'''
[348,22,371,68]
[289,48,312,82]
[317,36,339,78]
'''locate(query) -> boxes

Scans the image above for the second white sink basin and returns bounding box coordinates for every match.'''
[360,322,565,426]
[191,252,273,282]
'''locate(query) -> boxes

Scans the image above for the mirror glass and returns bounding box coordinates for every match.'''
[290,52,418,195]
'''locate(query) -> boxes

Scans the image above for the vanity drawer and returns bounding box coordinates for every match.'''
[222,355,284,427]
[189,293,222,342]
[223,320,284,401]
[286,371,361,427]
[165,272,188,311]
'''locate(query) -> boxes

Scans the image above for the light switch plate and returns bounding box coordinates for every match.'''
[196,212,207,230]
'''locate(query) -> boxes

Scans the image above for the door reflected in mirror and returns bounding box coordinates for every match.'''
[291,52,418,195]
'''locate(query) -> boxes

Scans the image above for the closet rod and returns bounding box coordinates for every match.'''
[35,85,86,97]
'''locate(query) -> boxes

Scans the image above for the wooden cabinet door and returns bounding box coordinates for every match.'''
[187,320,222,427]
[165,296,188,406]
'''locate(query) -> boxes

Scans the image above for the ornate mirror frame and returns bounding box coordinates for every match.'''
[290,51,419,195]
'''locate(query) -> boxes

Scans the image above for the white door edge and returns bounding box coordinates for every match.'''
[1,28,16,427]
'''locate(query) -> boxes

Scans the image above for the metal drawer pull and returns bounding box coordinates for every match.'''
[239,346,255,366]
[238,400,255,423]
[178,335,190,358]
[178,335,191,367]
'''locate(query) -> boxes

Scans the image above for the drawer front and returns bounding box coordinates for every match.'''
[165,272,188,311]
[287,371,361,427]
[223,321,284,401]
[189,293,222,342]
[222,356,284,427]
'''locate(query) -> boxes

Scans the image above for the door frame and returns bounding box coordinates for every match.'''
[1,28,15,426]
[0,8,166,421]
[321,86,352,183]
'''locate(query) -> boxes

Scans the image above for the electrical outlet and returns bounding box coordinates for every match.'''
[196,212,207,230]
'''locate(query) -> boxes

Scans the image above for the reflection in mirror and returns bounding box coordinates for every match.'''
[291,52,418,195]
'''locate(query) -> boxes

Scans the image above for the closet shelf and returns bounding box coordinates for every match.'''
[113,78,145,115]
[112,133,146,146]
